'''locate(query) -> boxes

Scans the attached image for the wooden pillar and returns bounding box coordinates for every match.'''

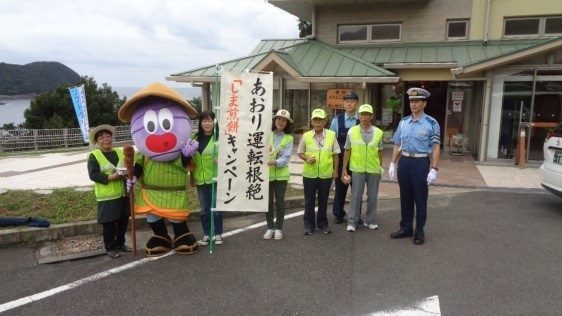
[201,83,211,111]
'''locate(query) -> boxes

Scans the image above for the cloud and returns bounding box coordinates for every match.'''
[0,0,298,87]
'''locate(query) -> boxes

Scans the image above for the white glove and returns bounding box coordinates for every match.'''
[126,176,137,193]
[388,162,396,181]
[427,168,437,185]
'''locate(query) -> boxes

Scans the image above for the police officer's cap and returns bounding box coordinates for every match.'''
[407,87,430,100]
[342,91,359,100]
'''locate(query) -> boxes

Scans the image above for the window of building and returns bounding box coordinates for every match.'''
[338,25,367,42]
[545,16,562,35]
[339,23,401,43]
[371,24,401,41]
[504,16,562,38]
[446,19,469,40]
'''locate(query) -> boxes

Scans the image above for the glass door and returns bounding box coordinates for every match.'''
[498,81,533,159]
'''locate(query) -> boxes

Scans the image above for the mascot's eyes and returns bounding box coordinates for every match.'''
[143,110,158,134]
[158,108,174,132]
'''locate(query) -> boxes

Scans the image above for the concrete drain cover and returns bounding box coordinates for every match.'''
[37,234,106,264]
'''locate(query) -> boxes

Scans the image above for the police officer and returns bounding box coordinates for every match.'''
[388,87,441,245]
[329,91,359,224]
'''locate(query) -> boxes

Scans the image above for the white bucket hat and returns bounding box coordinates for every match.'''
[273,109,293,123]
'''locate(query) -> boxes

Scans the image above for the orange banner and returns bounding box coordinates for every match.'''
[326,88,354,110]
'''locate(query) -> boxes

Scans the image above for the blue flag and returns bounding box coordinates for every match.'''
[68,85,90,143]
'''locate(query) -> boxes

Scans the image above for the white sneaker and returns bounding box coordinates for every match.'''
[213,235,223,245]
[263,229,274,240]
[363,223,379,230]
[199,235,210,246]
[274,229,283,240]
[346,224,356,232]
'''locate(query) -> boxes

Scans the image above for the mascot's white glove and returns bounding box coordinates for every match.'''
[427,168,438,185]
[181,139,199,157]
[126,176,137,193]
[388,162,396,181]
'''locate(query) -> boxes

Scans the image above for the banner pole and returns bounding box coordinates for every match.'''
[209,66,221,253]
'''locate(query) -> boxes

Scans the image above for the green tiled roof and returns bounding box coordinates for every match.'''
[169,38,557,81]
[340,39,551,67]
[170,39,396,81]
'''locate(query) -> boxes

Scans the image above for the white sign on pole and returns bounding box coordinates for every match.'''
[451,91,464,101]
[452,100,462,112]
[216,71,273,213]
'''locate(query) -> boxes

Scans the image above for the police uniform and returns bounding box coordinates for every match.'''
[390,88,440,245]
[329,91,359,223]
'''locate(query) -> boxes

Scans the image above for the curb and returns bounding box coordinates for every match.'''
[0,196,322,246]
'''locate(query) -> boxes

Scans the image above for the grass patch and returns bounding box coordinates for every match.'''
[0,184,304,226]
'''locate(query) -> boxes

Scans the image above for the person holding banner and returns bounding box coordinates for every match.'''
[87,125,131,259]
[190,111,223,246]
[340,104,384,232]
[297,109,340,235]
[263,109,294,240]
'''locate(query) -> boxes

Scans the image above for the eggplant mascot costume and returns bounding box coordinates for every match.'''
[118,83,199,256]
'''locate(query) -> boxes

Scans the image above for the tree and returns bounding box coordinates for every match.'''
[189,96,202,114]
[23,76,126,129]
[298,18,312,38]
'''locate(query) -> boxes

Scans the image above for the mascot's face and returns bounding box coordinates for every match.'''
[131,98,191,162]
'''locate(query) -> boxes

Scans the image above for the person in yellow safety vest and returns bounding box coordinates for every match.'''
[87,125,132,259]
[263,109,294,241]
[190,111,223,246]
[341,104,384,232]
[297,109,340,235]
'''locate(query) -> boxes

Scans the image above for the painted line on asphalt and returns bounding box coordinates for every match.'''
[0,210,305,313]
[372,295,441,315]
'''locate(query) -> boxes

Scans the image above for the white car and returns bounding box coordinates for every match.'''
[540,123,562,197]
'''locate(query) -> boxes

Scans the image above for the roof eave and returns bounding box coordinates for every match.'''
[166,75,216,83]
[384,62,458,69]
[453,38,562,75]
[298,76,400,83]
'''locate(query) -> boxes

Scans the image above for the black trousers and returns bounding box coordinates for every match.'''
[332,152,351,220]
[303,177,332,230]
[102,216,129,251]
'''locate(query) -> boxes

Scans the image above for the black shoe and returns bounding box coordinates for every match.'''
[334,217,344,224]
[390,230,414,239]
[318,227,332,234]
[107,250,120,258]
[413,235,425,245]
[116,244,132,252]
[303,229,313,235]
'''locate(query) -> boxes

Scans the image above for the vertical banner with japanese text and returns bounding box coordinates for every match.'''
[216,71,273,212]
[68,85,90,143]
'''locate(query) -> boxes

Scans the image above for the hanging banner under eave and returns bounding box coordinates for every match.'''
[216,71,273,213]
[68,85,90,143]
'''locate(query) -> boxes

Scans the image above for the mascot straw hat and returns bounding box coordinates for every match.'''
[118,82,197,122]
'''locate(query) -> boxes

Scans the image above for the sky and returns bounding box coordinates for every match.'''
[0,0,299,88]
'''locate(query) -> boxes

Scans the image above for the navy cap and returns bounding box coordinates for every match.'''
[342,91,359,100]
[407,87,430,100]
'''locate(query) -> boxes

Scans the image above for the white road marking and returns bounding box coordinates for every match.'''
[372,295,441,315]
[0,211,307,313]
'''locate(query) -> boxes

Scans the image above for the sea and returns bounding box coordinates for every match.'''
[0,86,201,126]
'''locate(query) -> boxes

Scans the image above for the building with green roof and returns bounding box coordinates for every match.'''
[168,0,562,162]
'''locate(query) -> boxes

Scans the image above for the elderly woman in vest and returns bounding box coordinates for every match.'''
[297,109,340,235]
[87,125,131,258]
[190,111,223,246]
[263,109,294,240]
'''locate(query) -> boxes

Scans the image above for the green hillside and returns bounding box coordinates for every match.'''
[0,61,81,95]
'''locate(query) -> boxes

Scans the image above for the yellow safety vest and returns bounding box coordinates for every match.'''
[349,125,384,174]
[269,133,293,181]
[91,148,126,201]
[302,129,336,179]
[192,135,217,185]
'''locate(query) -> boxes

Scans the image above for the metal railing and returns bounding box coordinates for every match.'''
[0,121,200,153]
